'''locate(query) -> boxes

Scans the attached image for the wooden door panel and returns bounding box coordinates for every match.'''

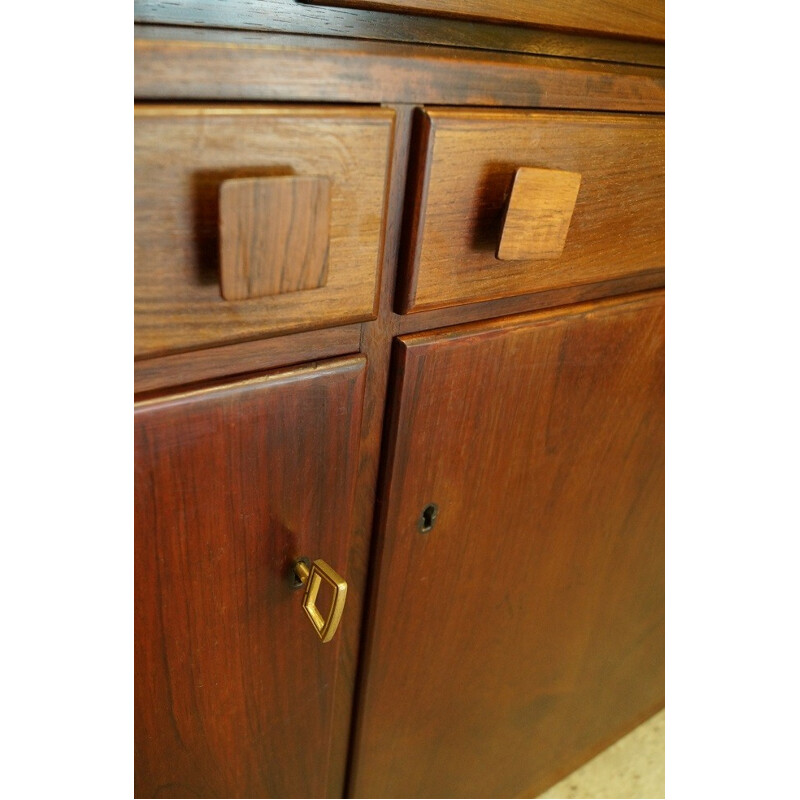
[350,293,664,798]
[135,356,366,799]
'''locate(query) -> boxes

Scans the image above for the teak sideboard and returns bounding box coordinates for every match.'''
[134,2,665,797]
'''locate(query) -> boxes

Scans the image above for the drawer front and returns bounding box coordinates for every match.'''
[399,109,664,313]
[135,106,394,357]
[309,1,664,41]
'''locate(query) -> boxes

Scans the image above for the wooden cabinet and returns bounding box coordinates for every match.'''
[134,4,664,798]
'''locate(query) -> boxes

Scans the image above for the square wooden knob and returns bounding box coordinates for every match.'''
[497,167,582,261]
[219,176,331,301]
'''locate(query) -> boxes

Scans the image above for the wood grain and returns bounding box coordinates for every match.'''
[497,167,582,261]
[350,291,665,798]
[310,0,665,41]
[335,105,417,793]
[395,269,665,336]
[135,105,394,357]
[219,176,331,300]
[399,109,664,313]
[134,26,665,112]
[135,356,366,798]
[134,1,665,66]
[133,19,668,796]
[133,323,362,394]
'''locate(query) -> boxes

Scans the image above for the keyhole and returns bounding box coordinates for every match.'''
[419,503,439,533]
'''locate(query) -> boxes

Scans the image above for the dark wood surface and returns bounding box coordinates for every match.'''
[349,291,665,798]
[399,109,664,313]
[132,269,665,395]
[134,0,664,66]
[135,105,393,357]
[322,104,418,796]
[134,26,664,111]
[135,356,366,798]
[134,324,362,394]
[395,269,665,335]
[311,0,664,41]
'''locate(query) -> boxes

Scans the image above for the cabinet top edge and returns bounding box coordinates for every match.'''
[134,0,664,67]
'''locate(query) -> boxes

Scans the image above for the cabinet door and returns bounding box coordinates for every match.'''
[135,356,366,799]
[350,293,664,798]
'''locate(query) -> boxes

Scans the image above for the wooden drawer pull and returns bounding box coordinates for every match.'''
[219,176,331,301]
[497,167,582,261]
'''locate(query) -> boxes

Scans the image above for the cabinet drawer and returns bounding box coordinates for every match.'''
[135,106,394,357]
[399,109,664,313]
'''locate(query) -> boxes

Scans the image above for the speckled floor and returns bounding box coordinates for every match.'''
[538,710,665,799]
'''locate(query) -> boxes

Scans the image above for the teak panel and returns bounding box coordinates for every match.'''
[399,109,664,313]
[135,356,366,798]
[134,0,665,66]
[135,106,393,357]
[311,0,664,41]
[497,167,582,261]
[219,176,331,301]
[133,324,363,394]
[350,293,665,798]
[134,27,665,112]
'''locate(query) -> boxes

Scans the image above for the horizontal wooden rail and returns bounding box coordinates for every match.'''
[135,25,664,112]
